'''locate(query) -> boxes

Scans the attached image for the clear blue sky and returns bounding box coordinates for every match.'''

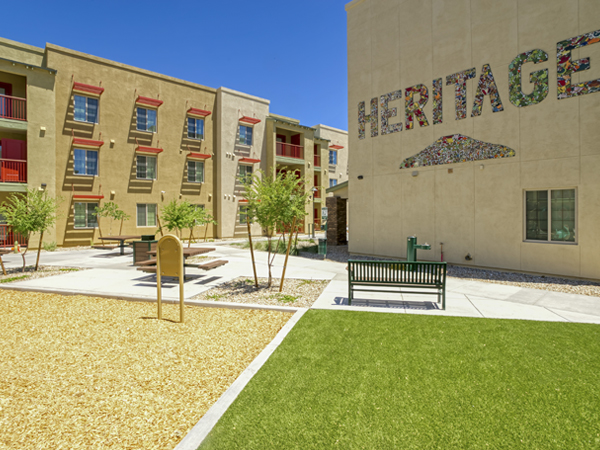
[3,0,349,130]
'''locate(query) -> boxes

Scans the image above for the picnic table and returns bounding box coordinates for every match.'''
[147,247,216,258]
[98,235,142,255]
[136,246,228,274]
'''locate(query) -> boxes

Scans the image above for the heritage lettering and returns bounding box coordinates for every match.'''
[358,30,600,139]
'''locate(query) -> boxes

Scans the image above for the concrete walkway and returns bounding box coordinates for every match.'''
[2,244,599,324]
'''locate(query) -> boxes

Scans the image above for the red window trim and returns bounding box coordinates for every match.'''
[238,199,249,204]
[187,152,211,160]
[136,96,163,108]
[136,146,163,154]
[73,82,105,96]
[73,194,104,200]
[329,145,344,150]
[239,116,261,125]
[187,108,212,117]
[73,137,104,148]
[239,157,261,164]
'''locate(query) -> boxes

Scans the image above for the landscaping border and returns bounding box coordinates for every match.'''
[173,308,308,450]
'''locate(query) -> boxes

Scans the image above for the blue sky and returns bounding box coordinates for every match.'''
[3,0,349,130]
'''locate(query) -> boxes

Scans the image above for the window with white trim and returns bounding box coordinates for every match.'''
[525,189,576,243]
[239,205,248,224]
[329,150,337,165]
[74,95,99,123]
[187,160,204,183]
[188,117,204,140]
[73,149,98,176]
[238,125,253,145]
[137,107,157,132]
[137,204,157,227]
[74,202,98,228]
[329,179,338,187]
[137,155,157,180]
[238,164,253,183]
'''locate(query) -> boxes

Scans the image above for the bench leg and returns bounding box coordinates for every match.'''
[442,286,446,310]
[348,281,352,306]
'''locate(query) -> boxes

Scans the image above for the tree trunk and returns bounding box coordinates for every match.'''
[279,217,297,292]
[35,230,44,271]
[157,215,164,237]
[97,218,105,247]
[267,236,272,287]
[247,220,258,288]
[119,218,124,235]
[188,228,193,248]
[203,223,209,242]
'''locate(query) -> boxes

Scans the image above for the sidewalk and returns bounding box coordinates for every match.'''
[1,244,599,324]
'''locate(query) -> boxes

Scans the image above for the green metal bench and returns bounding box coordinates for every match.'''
[348,260,447,309]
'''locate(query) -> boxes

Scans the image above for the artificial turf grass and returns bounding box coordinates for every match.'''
[200,310,600,450]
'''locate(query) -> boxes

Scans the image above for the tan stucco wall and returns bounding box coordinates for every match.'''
[346,0,600,279]
[0,38,57,249]
[46,44,216,246]
[216,87,269,238]
[314,124,349,187]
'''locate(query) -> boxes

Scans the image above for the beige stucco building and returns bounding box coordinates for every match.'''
[0,37,348,247]
[346,0,600,279]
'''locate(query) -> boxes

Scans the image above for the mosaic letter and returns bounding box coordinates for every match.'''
[358,97,379,139]
[399,134,515,169]
[557,29,600,99]
[432,78,443,124]
[446,68,476,120]
[471,64,504,117]
[508,49,549,107]
[380,90,403,135]
[405,84,430,130]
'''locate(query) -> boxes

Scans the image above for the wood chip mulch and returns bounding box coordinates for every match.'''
[193,277,329,308]
[0,290,292,449]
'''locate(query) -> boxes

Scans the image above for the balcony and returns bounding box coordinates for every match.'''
[0,95,27,121]
[0,159,27,183]
[276,142,304,160]
[314,154,321,167]
[313,187,321,198]
[0,224,27,248]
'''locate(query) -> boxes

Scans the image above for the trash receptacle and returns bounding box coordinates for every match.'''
[141,235,155,241]
[132,239,158,264]
[318,238,327,255]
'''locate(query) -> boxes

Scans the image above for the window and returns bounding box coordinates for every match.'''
[74,95,99,123]
[187,160,204,183]
[329,179,338,187]
[137,204,157,227]
[137,107,157,132]
[137,155,157,180]
[239,125,253,145]
[239,205,248,224]
[238,165,253,183]
[74,202,98,228]
[329,150,338,165]
[525,189,576,243]
[73,149,98,176]
[188,117,204,140]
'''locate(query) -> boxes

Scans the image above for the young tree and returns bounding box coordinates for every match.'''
[242,168,309,288]
[160,200,195,239]
[0,189,61,272]
[95,202,131,237]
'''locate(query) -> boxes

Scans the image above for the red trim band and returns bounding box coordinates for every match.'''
[329,145,344,150]
[73,137,104,148]
[187,108,212,117]
[239,157,261,164]
[73,194,104,200]
[73,82,104,96]
[136,146,163,154]
[136,96,164,108]
[187,152,211,160]
[239,116,261,125]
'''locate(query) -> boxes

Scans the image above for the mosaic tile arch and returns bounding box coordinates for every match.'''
[399,134,516,169]
[557,29,600,99]
[509,49,549,107]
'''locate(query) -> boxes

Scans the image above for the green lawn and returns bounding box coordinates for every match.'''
[200,310,600,450]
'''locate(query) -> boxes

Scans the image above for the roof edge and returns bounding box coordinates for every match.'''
[217,86,270,105]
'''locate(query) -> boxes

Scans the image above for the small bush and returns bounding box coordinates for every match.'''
[42,241,57,252]
[1,275,30,283]
[271,293,300,303]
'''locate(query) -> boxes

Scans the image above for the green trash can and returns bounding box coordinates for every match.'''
[141,235,156,241]
[318,238,327,255]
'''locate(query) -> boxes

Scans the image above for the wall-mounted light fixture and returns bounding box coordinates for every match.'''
[357,175,364,180]
[479,164,485,170]
[41,183,47,188]
[412,171,419,177]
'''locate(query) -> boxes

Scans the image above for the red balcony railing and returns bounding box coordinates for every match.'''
[314,218,321,231]
[313,188,321,198]
[276,142,304,159]
[0,225,28,249]
[0,159,27,183]
[314,154,321,167]
[0,94,27,121]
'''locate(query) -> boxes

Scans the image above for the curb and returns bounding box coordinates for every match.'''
[174,308,308,450]
[0,285,302,314]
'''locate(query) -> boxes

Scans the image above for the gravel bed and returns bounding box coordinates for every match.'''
[0,290,291,449]
[323,245,600,298]
[0,265,84,284]
[193,277,329,308]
